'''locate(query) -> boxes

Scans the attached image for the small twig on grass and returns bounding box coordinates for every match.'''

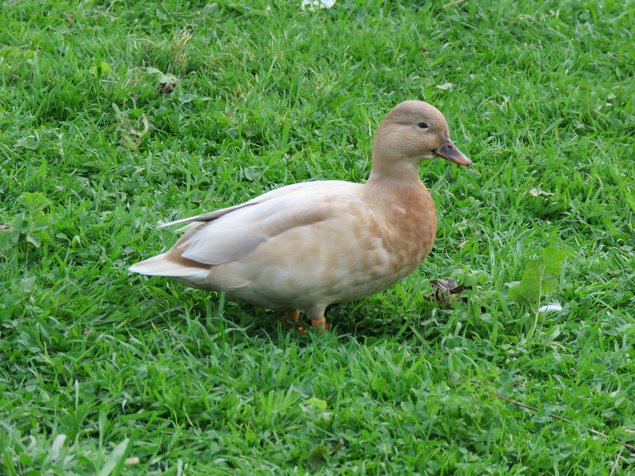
[609,447,624,476]
[495,391,635,454]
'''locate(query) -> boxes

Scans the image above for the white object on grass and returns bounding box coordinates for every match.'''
[301,0,336,10]
[537,303,563,313]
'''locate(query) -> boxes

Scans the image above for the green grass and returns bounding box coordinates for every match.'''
[1,0,634,473]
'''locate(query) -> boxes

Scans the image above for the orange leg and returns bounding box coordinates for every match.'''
[297,316,329,334]
[278,310,300,324]
[310,316,329,331]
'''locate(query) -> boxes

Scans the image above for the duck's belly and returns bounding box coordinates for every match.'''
[203,214,435,311]
[222,257,416,311]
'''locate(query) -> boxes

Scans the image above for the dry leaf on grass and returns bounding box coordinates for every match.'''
[427,278,471,307]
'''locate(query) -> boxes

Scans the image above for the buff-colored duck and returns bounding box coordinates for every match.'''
[130,101,472,330]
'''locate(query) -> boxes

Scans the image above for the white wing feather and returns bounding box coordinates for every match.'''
[158,182,321,228]
[175,181,361,265]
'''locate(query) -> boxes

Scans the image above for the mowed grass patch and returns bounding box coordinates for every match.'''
[1,0,633,473]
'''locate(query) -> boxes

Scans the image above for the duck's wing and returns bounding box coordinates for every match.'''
[130,181,364,276]
[176,182,362,265]
[157,182,319,228]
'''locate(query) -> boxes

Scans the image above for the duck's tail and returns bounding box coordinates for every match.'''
[129,253,208,278]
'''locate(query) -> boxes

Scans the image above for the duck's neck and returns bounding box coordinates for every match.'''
[367,160,423,185]
[367,129,425,185]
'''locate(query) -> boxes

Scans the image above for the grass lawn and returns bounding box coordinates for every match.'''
[1,0,634,473]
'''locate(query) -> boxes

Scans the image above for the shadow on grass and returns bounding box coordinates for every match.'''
[140,280,461,348]
[127,277,503,355]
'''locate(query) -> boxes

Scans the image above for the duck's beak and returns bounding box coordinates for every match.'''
[433,140,472,167]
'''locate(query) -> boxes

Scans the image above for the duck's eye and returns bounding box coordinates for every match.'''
[418,122,429,129]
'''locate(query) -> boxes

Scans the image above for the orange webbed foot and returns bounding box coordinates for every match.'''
[297,316,329,334]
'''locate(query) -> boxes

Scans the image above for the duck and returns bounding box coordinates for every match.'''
[129,100,472,331]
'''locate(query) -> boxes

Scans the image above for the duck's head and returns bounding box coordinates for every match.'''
[371,100,471,179]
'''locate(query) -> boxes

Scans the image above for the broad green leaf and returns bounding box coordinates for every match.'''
[12,215,31,234]
[17,192,49,212]
[145,66,178,85]
[307,444,328,470]
[0,229,19,251]
[25,234,41,248]
[510,246,569,307]
[305,397,327,409]
[14,135,39,150]
[20,276,36,293]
